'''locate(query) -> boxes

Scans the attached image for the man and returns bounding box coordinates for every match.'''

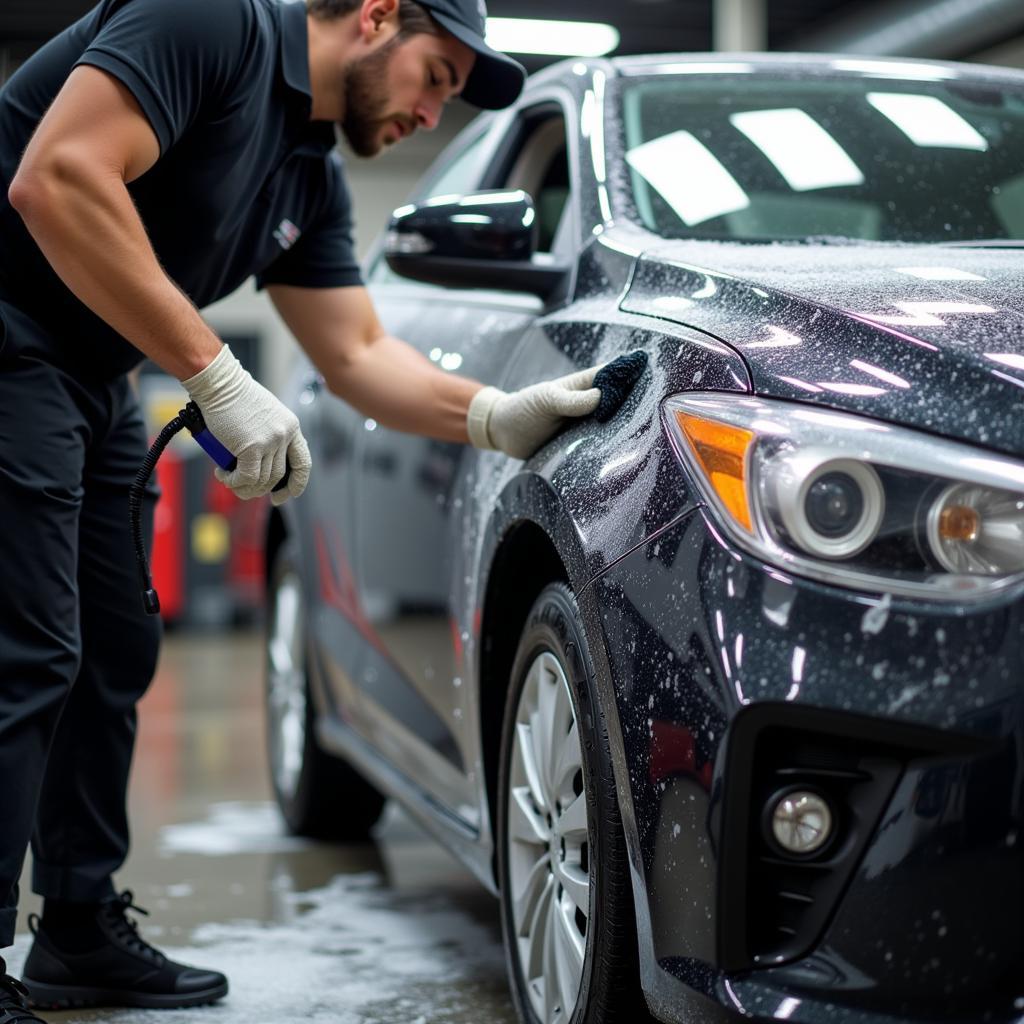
[0,0,602,1018]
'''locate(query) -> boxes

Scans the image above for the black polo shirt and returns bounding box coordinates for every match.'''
[0,0,363,378]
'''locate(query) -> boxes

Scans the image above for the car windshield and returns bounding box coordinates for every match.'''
[617,69,1024,244]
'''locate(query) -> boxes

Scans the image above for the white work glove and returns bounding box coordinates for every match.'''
[183,345,311,506]
[467,366,601,460]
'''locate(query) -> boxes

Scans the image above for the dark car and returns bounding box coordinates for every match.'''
[264,53,1024,1024]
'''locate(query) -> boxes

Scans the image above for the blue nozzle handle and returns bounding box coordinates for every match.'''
[192,427,292,493]
[183,402,291,493]
[193,428,237,471]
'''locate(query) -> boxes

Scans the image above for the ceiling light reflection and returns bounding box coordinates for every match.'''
[460,192,525,206]
[691,276,718,299]
[751,418,789,434]
[862,301,997,327]
[791,647,806,684]
[580,89,595,141]
[868,93,988,151]
[991,369,1024,391]
[626,131,749,226]
[597,450,641,479]
[731,108,864,192]
[592,71,607,174]
[744,326,802,349]
[961,457,1024,486]
[650,296,695,314]
[832,59,958,81]
[777,997,803,1020]
[850,359,910,388]
[895,266,986,281]
[793,410,890,431]
[985,353,1024,371]
[597,234,641,257]
[639,62,755,76]
[817,382,889,396]
[721,646,732,679]
[779,376,824,393]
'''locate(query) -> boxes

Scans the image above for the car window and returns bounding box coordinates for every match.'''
[367,132,491,284]
[499,109,573,257]
[618,74,1024,243]
[417,132,491,201]
[368,106,576,291]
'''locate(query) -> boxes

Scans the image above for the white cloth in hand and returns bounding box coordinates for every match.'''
[183,345,311,505]
[466,366,601,460]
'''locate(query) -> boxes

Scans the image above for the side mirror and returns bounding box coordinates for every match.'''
[384,190,570,300]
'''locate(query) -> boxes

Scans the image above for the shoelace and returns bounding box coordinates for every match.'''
[101,891,166,966]
[0,975,44,1023]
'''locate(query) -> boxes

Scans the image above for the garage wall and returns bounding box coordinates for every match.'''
[970,37,1024,69]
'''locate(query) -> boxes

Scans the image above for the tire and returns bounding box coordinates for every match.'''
[497,583,644,1024]
[265,539,386,840]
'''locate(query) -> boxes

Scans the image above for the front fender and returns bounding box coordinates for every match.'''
[455,316,750,930]
[517,321,751,584]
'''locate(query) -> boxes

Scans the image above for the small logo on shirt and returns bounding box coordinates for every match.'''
[274,219,302,250]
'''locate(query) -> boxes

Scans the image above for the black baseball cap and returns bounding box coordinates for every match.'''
[415,0,526,109]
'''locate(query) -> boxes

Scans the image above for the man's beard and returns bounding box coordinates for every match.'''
[339,41,405,158]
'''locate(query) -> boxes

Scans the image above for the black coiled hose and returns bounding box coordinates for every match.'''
[129,400,289,616]
[129,413,189,615]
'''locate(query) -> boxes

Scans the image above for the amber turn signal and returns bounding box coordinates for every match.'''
[674,412,755,533]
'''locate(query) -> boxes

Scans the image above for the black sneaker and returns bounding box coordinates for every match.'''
[0,974,47,1023]
[21,891,228,1010]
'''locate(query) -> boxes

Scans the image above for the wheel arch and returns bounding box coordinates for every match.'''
[472,470,653,937]
[478,518,569,871]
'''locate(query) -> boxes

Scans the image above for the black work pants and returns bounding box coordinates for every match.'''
[0,339,161,948]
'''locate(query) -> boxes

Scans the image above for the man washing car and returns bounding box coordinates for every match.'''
[0,0,602,1017]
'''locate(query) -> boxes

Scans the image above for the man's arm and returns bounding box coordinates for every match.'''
[7,65,220,379]
[269,283,482,443]
[269,283,603,459]
[8,65,311,502]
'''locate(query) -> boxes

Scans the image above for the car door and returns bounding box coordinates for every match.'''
[351,98,580,826]
[300,361,370,733]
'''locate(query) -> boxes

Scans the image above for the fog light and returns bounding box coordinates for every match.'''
[769,790,833,856]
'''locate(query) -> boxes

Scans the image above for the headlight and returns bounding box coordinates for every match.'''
[664,394,1024,599]
[769,452,884,560]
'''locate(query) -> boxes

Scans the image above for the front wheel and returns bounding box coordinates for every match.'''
[497,583,644,1024]
[265,538,386,840]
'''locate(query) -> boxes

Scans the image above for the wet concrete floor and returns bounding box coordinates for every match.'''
[9,632,517,1024]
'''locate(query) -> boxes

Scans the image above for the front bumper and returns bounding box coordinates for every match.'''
[589,510,1023,1024]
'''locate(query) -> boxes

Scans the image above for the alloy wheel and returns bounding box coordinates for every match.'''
[507,651,591,1024]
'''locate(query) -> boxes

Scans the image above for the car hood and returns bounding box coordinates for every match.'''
[620,240,1024,456]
